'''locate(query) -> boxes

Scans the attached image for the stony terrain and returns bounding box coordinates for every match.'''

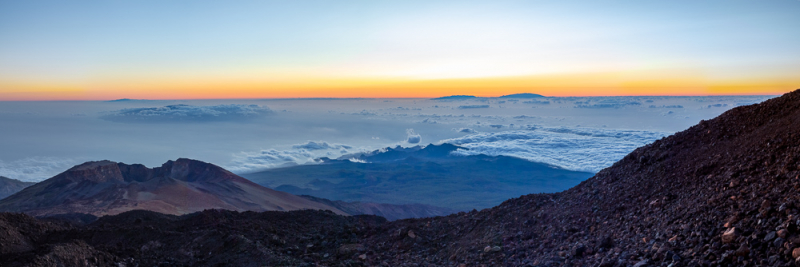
[300,195,456,221]
[0,89,798,266]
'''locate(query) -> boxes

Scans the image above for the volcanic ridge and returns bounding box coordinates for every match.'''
[0,158,344,216]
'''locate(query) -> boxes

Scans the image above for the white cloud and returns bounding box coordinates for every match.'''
[454,127,476,133]
[102,104,272,122]
[226,140,358,173]
[227,149,318,173]
[0,157,84,182]
[406,129,421,144]
[441,126,667,173]
[292,141,352,150]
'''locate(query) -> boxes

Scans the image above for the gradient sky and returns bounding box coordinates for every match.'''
[1,0,798,100]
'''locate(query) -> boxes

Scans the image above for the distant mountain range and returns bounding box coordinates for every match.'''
[242,143,594,210]
[0,176,34,200]
[0,158,344,216]
[0,158,460,220]
[432,93,544,100]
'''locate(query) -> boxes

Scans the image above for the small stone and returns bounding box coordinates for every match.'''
[672,253,681,262]
[793,247,800,259]
[779,229,789,239]
[358,254,367,260]
[721,227,740,243]
[632,259,649,267]
[668,235,678,242]
[769,255,780,265]
[598,257,614,267]
[491,246,502,252]
[765,231,777,242]
[774,237,786,248]
[407,230,416,239]
[484,246,492,253]
[735,244,750,257]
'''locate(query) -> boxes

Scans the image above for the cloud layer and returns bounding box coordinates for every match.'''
[442,126,667,173]
[226,141,354,173]
[102,104,272,122]
[292,141,352,150]
[0,157,84,182]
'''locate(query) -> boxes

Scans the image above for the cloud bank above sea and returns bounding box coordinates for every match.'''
[442,127,668,173]
[101,104,273,122]
[0,157,85,182]
[226,141,356,173]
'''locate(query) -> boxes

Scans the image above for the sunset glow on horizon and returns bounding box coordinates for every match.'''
[1,0,798,100]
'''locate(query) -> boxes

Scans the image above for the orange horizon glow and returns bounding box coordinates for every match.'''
[1,72,796,101]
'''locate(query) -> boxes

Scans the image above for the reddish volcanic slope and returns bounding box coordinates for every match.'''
[0,158,344,216]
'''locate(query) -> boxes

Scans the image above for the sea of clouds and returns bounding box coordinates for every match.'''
[226,141,356,172]
[442,127,667,173]
[101,104,273,122]
[0,95,776,181]
[223,125,667,174]
[0,157,85,182]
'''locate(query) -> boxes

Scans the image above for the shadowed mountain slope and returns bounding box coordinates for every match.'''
[0,176,34,200]
[243,144,593,210]
[0,158,344,216]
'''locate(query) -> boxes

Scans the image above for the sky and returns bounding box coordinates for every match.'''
[0,0,799,100]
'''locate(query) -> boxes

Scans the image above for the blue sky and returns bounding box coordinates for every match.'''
[1,0,798,99]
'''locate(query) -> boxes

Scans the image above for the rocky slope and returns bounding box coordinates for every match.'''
[0,158,344,216]
[0,209,385,267]
[0,89,797,267]
[0,176,34,200]
[356,89,800,266]
[300,195,456,221]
